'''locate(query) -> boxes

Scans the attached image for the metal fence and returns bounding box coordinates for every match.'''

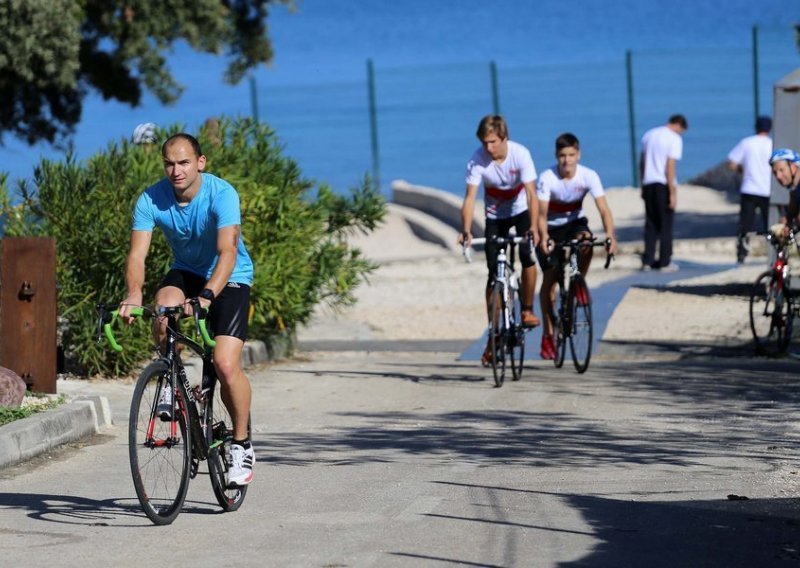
[253,25,799,197]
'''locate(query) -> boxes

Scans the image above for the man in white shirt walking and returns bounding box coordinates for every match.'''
[727,116,773,263]
[639,114,687,272]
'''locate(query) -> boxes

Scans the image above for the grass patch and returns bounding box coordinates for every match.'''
[0,393,68,427]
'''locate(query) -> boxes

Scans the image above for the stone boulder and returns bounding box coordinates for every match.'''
[0,366,26,407]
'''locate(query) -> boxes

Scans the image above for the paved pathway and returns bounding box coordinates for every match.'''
[2,350,800,567]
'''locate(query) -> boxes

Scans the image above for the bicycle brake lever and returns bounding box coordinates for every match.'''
[462,244,472,263]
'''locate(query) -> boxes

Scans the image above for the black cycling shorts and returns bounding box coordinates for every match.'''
[536,217,593,271]
[484,211,536,288]
[158,269,250,341]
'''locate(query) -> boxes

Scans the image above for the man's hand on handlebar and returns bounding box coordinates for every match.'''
[119,293,143,325]
[458,231,472,248]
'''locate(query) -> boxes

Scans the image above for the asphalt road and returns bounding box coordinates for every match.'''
[2,347,800,567]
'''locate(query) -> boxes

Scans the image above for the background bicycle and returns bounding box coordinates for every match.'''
[97,300,248,525]
[749,227,800,357]
[546,237,612,374]
[465,234,531,387]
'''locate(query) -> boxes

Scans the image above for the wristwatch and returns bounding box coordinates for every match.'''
[199,288,216,302]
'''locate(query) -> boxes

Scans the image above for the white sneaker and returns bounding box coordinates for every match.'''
[659,262,680,273]
[156,386,173,421]
[228,443,255,486]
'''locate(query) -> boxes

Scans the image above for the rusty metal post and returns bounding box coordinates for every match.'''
[0,237,57,393]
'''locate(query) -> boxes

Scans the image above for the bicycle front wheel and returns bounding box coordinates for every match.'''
[489,283,507,387]
[509,277,525,381]
[750,270,791,355]
[553,279,568,368]
[129,360,191,526]
[569,275,593,373]
[207,378,249,511]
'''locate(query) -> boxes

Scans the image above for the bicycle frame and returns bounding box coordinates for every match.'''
[547,237,612,372]
[98,301,247,524]
[550,238,612,331]
[98,303,219,459]
[465,234,530,385]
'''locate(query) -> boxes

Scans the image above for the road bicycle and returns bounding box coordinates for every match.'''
[749,226,800,356]
[97,300,248,525]
[465,234,531,387]
[547,237,612,374]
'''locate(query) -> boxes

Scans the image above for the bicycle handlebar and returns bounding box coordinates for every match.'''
[97,301,217,352]
[462,235,530,263]
[548,237,615,269]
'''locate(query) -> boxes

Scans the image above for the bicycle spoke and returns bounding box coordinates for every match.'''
[489,284,506,387]
[569,275,593,373]
[554,279,567,368]
[207,375,248,511]
[509,277,525,380]
[129,361,191,525]
[750,270,791,355]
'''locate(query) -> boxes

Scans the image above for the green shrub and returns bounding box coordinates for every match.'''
[0,117,385,376]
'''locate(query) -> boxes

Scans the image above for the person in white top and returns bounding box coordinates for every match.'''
[459,115,541,366]
[536,133,617,360]
[639,114,687,272]
[727,116,773,263]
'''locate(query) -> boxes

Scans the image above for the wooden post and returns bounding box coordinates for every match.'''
[0,237,57,393]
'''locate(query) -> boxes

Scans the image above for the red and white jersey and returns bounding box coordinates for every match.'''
[537,164,605,227]
[466,140,537,220]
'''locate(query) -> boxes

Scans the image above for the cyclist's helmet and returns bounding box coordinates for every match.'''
[132,122,158,145]
[768,148,800,165]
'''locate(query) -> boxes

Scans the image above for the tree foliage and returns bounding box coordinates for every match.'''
[0,117,385,377]
[0,0,291,146]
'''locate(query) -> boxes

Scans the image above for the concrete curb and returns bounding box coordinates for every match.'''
[0,338,276,471]
[392,179,486,237]
[0,396,112,469]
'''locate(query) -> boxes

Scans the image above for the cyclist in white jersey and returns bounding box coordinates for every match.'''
[536,133,617,360]
[459,115,541,366]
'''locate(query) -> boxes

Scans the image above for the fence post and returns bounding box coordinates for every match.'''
[625,50,639,187]
[249,76,259,124]
[366,59,381,192]
[490,61,501,115]
[752,25,760,121]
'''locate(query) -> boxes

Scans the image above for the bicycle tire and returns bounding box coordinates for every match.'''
[509,276,525,381]
[750,270,792,355]
[554,279,567,368]
[569,274,593,373]
[489,283,506,387]
[207,377,249,511]
[129,360,191,526]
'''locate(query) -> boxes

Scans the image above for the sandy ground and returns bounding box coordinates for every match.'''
[298,184,792,348]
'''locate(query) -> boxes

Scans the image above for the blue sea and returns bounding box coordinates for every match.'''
[2,0,798,198]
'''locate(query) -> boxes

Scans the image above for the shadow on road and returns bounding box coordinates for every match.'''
[0,491,229,527]
[428,481,800,567]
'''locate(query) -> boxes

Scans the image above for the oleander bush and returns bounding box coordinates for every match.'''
[0,117,385,376]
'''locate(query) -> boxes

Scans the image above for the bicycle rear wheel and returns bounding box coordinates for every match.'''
[750,270,791,355]
[509,277,525,381]
[489,283,507,387]
[207,377,249,511]
[129,360,191,525]
[569,275,593,373]
[553,280,568,368]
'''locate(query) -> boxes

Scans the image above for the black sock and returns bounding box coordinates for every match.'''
[233,439,251,450]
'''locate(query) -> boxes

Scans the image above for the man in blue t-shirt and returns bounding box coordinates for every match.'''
[120,133,255,486]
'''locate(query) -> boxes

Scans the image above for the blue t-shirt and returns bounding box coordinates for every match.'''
[132,173,254,285]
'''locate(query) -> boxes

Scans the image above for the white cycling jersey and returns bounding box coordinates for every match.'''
[537,164,604,227]
[465,140,537,220]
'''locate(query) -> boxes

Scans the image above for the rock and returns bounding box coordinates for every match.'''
[688,161,741,199]
[0,366,27,407]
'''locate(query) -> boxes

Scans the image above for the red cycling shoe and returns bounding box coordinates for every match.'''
[540,334,556,360]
